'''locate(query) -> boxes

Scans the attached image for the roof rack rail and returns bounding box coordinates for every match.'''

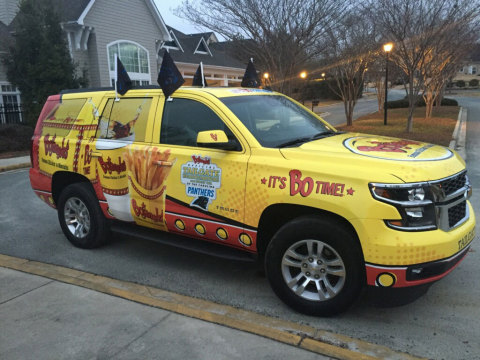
[60,85,161,94]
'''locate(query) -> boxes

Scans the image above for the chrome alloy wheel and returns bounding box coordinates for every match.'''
[64,197,91,239]
[281,239,346,301]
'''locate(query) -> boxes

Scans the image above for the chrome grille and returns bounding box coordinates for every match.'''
[448,201,467,228]
[430,171,470,231]
[439,172,466,195]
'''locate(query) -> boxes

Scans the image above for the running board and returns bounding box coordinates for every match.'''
[111,223,257,262]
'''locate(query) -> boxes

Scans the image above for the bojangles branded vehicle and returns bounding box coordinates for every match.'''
[30,86,476,315]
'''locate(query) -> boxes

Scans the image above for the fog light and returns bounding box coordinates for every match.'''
[406,207,424,218]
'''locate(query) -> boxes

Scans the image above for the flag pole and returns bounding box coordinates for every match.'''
[200,61,205,88]
[114,53,119,102]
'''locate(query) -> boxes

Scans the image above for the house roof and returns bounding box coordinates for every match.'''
[60,0,92,22]
[9,0,170,39]
[471,43,480,62]
[161,27,245,70]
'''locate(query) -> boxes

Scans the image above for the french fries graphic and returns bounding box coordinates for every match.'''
[124,147,174,191]
[124,146,175,229]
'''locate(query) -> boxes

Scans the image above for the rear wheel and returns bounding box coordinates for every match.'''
[265,215,364,316]
[57,182,109,249]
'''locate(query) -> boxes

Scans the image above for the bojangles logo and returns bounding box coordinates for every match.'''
[44,134,69,159]
[357,140,420,153]
[131,199,163,222]
[98,156,126,174]
[191,155,211,165]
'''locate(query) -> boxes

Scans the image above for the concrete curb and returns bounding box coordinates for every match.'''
[449,107,467,160]
[0,253,426,360]
[0,163,30,173]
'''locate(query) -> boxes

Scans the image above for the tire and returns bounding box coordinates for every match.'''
[57,182,109,249]
[265,215,364,316]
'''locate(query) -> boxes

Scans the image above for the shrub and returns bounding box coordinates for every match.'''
[386,97,458,109]
[456,80,466,88]
[0,124,33,153]
[469,79,479,87]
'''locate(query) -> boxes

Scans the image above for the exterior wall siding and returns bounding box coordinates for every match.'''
[86,33,101,87]
[83,0,166,87]
[0,0,20,26]
[71,45,91,85]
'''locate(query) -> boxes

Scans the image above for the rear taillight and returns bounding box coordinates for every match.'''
[30,137,34,167]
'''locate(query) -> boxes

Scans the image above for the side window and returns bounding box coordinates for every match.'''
[41,98,87,137]
[160,98,239,149]
[97,97,152,142]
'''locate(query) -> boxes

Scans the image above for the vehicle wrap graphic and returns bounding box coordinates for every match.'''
[29,88,475,288]
[343,136,453,161]
[181,155,222,211]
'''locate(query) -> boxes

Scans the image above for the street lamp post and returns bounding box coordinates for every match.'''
[263,72,270,89]
[300,71,307,104]
[383,42,393,125]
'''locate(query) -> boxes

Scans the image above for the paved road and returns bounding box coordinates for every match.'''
[1,97,479,360]
[319,89,406,126]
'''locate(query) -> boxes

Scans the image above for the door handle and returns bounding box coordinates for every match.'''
[154,160,173,167]
[91,151,103,158]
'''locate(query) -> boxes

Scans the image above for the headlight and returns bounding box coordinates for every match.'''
[370,183,437,231]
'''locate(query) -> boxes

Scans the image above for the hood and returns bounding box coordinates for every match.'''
[279,133,465,183]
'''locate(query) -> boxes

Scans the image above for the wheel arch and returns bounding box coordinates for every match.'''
[52,171,92,205]
[256,204,362,258]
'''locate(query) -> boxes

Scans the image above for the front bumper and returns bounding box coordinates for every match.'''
[351,201,476,288]
[365,241,473,287]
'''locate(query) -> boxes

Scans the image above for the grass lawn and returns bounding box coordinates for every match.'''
[336,106,459,146]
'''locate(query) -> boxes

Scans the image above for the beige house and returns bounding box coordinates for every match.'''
[0,0,245,123]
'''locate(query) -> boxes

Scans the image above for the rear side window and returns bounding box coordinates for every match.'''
[40,98,87,137]
[97,97,152,142]
[160,98,238,148]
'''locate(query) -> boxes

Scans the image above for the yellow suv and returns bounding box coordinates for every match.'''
[29,86,475,315]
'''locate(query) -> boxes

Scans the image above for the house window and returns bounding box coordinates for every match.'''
[0,83,22,124]
[162,30,184,52]
[194,38,212,56]
[473,67,477,75]
[108,41,150,85]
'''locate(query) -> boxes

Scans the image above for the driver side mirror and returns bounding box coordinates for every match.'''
[196,130,239,151]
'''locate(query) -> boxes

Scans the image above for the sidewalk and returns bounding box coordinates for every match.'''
[0,266,328,360]
[0,155,30,172]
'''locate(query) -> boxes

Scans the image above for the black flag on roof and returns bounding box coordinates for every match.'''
[241,59,260,88]
[116,55,132,96]
[192,63,207,87]
[157,50,185,98]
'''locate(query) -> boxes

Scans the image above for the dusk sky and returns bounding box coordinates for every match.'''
[154,0,207,34]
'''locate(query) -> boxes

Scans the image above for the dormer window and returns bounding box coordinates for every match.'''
[162,30,184,52]
[194,37,212,56]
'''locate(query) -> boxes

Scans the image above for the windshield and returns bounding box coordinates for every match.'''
[221,95,335,148]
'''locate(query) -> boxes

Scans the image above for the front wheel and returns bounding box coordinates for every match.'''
[57,182,109,249]
[265,215,364,316]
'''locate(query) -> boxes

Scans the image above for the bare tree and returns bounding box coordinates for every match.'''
[176,0,350,95]
[321,11,377,126]
[365,0,480,132]
[420,16,479,118]
[367,56,405,113]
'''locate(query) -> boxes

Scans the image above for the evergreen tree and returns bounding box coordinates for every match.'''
[3,0,84,126]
